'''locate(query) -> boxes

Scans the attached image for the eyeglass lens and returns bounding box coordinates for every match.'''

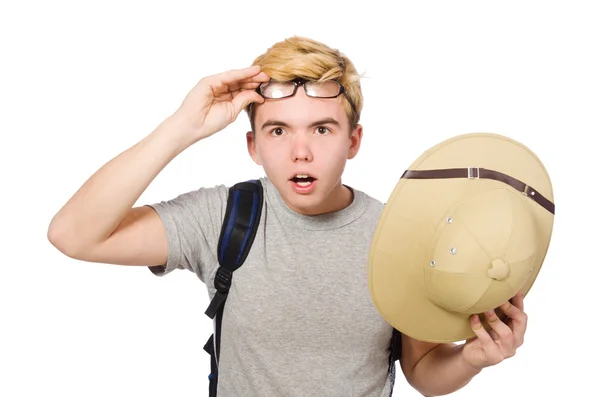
[260,80,342,99]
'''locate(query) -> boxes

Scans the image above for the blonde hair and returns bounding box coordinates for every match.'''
[247,36,363,131]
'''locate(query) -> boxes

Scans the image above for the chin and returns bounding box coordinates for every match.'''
[284,187,333,215]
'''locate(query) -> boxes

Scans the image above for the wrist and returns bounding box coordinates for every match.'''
[154,114,201,154]
[456,344,484,377]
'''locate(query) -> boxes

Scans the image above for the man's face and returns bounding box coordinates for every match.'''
[246,88,362,215]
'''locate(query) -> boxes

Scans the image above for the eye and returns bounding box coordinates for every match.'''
[315,126,330,135]
[270,127,285,136]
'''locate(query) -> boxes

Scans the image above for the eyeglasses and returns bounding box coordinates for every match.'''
[256,79,357,114]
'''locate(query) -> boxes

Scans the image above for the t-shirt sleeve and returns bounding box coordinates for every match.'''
[144,183,229,284]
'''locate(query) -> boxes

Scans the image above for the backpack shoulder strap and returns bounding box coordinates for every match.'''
[204,179,263,319]
[390,328,402,362]
[203,179,263,396]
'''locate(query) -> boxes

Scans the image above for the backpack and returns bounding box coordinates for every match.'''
[202,179,402,397]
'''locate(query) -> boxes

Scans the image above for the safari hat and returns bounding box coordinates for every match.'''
[368,132,555,343]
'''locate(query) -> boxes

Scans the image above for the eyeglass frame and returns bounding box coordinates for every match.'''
[255,78,358,115]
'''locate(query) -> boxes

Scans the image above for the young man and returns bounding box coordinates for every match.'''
[48,36,527,396]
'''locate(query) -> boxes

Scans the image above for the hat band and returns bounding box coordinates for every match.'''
[401,167,555,215]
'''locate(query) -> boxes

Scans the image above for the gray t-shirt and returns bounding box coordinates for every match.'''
[147,176,396,397]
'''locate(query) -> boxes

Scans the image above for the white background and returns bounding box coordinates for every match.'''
[2,0,598,396]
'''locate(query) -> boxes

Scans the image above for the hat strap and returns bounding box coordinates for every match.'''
[401,167,555,215]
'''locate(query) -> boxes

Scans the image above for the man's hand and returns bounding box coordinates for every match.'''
[461,290,528,371]
[171,65,270,147]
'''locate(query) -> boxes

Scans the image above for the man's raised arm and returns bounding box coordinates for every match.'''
[47,66,269,266]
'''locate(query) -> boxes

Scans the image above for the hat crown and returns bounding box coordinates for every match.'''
[424,186,538,314]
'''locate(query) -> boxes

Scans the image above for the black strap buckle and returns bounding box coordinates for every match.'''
[214,267,232,292]
[205,267,233,319]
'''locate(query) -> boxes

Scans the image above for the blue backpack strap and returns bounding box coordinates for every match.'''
[203,179,263,396]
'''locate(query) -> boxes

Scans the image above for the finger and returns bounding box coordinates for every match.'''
[510,290,525,312]
[237,73,270,84]
[470,315,498,352]
[227,81,263,93]
[209,74,268,97]
[484,309,514,347]
[499,300,526,322]
[231,90,265,114]
[488,328,501,341]
[498,301,527,346]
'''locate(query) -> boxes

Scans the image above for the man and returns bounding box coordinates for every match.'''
[48,36,527,396]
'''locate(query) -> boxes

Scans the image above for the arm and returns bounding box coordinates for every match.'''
[47,66,269,265]
[400,293,527,396]
[47,118,187,265]
[400,336,480,397]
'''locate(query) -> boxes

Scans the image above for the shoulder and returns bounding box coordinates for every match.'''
[351,186,385,219]
[149,183,230,214]
[146,182,232,245]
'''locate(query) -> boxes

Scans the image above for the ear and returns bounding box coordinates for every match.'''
[347,124,363,159]
[246,131,262,165]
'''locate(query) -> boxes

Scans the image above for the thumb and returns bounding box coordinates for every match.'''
[232,90,265,115]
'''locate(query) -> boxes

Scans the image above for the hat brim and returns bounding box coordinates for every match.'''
[368,132,555,343]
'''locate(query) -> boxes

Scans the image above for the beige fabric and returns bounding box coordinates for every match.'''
[368,132,555,342]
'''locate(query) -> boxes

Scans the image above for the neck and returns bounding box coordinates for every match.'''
[298,182,354,216]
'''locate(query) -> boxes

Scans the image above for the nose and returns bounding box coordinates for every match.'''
[290,133,313,162]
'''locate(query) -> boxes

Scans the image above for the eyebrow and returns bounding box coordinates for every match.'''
[260,117,341,130]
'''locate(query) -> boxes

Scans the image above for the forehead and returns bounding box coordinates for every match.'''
[254,89,348,128]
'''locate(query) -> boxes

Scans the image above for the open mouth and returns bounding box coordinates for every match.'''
[290,174,316,187]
